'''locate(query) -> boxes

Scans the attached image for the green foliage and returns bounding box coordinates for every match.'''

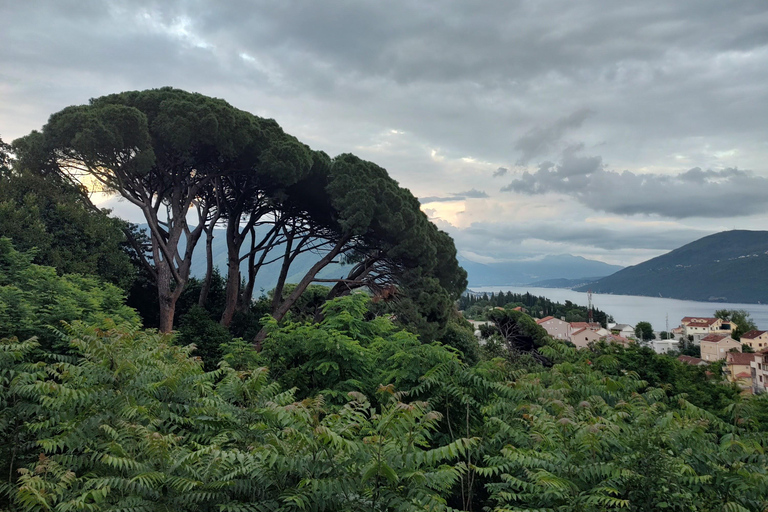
[1,320,468,511]
[486,308,551,356]
[635,320,655,341]
[176,305,234,371]
[715,309,757,340]
[589,341,740,416]
[439,319,481,366]
[256,294,467,406]
[460,291,612,326]
[3,286,768,511]
[0,156,136,290]
[0,238,138,351]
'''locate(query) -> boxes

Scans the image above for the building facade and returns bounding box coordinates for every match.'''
[741,330,768,351]
[700,333,741,362]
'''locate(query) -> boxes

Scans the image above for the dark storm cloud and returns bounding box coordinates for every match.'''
[504,147,768,218]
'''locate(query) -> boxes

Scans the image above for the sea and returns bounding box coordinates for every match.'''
[469,286,768,331]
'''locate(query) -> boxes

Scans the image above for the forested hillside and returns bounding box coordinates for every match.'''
[577,230,768,303]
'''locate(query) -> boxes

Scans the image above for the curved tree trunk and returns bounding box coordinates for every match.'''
[254,235,350,348]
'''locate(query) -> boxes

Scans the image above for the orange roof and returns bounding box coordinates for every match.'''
[736,372,752,379]
[741,330,767,340]
[681,317,719,327]
[727,352,757,365]
[536,316,555,324]
[700,333,731,343]
[602,334,630,345]
[678,355,704,365]
[570,322,601,330]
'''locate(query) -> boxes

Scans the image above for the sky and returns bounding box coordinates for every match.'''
[2,0,768,266]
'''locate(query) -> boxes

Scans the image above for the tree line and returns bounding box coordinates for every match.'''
[459,290,613,326]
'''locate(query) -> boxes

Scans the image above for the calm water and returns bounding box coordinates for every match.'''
[470,286,768,331]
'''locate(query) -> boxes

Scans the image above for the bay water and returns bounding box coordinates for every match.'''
[470,286,768,331]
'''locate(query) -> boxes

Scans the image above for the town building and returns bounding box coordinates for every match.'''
[680,317,735,339]
[536,316,571,341]
[725,352,756,389]
[570,327,603,348]
[750,350,768,394]
[600,333,631,346]
[608,323,635,339]
[700,333,741,362]
[740,330,768,351]
[678,355,707,366]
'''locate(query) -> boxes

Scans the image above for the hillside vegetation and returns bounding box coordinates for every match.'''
[576,230,768,303]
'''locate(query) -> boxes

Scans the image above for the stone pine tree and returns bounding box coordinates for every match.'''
[15,88,285,332]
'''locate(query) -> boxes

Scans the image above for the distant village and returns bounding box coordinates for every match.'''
[468,311,768,395]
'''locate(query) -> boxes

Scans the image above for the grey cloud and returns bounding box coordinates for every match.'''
[420,189,488,203]
[4,0,768,166]
[420,196,462,203]
[504,148,768,218]
[514,108,593,164]
[456,188,489,198]
[453,221,710,252]
[3,0,768,264]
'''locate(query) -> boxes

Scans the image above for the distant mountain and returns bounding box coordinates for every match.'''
[459,254,623,287]
[525,277,606,289]
[140,225,346,295]
[574,230,768,303]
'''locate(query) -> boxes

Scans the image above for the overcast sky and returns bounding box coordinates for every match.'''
[2,0,768,266]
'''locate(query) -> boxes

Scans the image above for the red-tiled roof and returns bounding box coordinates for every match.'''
[700,333,732,343]
[571,327,586,336]
[735,372,752,379]
[741,330,768,340]
[727,352,757,366]
[678,355,704,365]
[536,316,555,324]
[570,322,601,330]
[681,317,719,327]
[602,334,630,345]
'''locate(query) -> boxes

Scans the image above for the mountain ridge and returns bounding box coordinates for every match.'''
[460,254,623,287]
[574,230,768,303]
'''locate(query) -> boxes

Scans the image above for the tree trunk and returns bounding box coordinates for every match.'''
[270,233,294,314]
[220,250,241,327]
[198,225,216,308]
[254,236,349,347]
[157,260,176,333]
[312,259,375,323]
